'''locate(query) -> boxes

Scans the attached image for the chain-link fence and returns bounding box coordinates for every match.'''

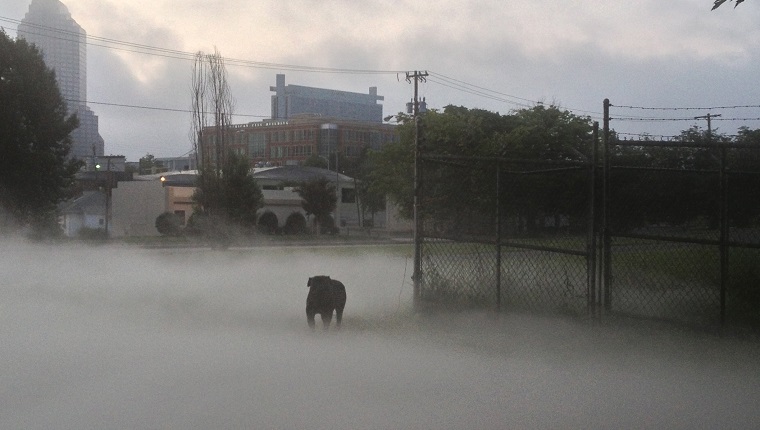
[418,155,595,316]
[416,140,760,328]
[605,140,760,327]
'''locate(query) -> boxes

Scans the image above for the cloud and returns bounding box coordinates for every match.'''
[4,0,759,159]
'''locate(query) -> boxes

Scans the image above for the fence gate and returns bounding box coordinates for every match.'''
[602,137,760,327]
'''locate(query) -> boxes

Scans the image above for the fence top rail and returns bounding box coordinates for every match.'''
[611,232,760,248]
[611,165,720,174]
[610,139,760,149]
[421,153,591,167]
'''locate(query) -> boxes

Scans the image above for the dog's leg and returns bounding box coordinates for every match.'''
[321,312,332,331]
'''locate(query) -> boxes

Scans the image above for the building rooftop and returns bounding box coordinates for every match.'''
[151,166,354,188]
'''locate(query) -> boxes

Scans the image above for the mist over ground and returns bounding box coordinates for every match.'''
[2,241,759,429]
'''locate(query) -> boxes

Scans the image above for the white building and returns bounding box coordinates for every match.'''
[59,191,108,236]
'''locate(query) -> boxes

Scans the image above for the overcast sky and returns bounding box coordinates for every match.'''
[2,0,759,161]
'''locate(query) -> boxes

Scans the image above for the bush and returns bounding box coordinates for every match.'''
[185,212,232,248]
[78,227,108,241]
[319,215,339,235]
[155,212,183,236]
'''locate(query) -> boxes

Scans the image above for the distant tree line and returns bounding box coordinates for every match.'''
[367,105,760,238]
[608,126,760,233]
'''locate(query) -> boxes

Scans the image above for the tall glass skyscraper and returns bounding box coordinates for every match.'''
[18,0,104,159]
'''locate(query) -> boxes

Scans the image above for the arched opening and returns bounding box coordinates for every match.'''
[257,211,279,234]
[283,212,307,235]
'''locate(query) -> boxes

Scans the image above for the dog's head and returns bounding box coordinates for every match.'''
[307,275,331,288]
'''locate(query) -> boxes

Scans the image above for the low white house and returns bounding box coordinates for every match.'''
[59,191,108,237]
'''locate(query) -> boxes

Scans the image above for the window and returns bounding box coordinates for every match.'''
[346,145,362,157]
[249,132,266,157]
[341,188,356,204]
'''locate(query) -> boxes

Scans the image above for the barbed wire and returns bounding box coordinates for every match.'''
[611,116,760,122]
[614,131,740,140]
[611,104,760,111]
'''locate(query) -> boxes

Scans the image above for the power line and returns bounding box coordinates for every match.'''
[428,72,535,107]
[427,71,605,119]
[425,76,606,121]
[67,98,269,118]
[5,15,603,116]
[426,76,532,108]
[2,15,406,75]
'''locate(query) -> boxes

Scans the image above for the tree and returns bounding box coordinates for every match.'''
[712,0,745,10]
[303,154,328,169]
[0,30,81,237]
[365,113,415,219]
[189,47,235,219]
[368,104,592,222]
[296,177,337,234]
[139,153,164,175]
[728,127,760,228]
[499,104,593,160]
[347,147,385,227]
[220,152,264,230]
[494,105,594,235]
[188,49,264,242]
[192,152,264,236]
[603,126,760,232]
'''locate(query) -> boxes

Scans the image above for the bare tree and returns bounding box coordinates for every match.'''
[190,51,208,173]
[190,48,235,175]
[189,48,236,218]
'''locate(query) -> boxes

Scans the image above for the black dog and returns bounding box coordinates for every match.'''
[306,276,346,330]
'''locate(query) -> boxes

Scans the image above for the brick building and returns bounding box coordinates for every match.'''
[199,75,398,168]
[201,116,398,168]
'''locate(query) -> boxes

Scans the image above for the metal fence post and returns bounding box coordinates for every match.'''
[602,99,611,312]
[589,122,599,317]
[720,145,728,324]
[496,160,502,312]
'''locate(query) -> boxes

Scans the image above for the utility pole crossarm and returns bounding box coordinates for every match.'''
[694,113,722,143]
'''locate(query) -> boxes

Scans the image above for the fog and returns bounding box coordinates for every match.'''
[2,241,759,429]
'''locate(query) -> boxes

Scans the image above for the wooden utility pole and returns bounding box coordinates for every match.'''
[406,70,428,309]
[694,113,721,143]
[96,155,120,238]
